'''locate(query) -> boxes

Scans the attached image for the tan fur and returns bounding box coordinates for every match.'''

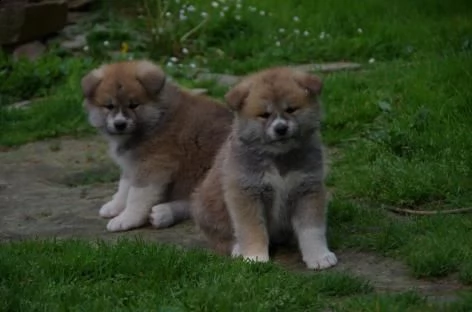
[191,67,337,269]
[82,60,233,231]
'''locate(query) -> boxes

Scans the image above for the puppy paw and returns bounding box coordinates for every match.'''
[99,200,125,218]
[231,244,241,257]
[106,212,147,232]
[305,251,338,270]
[243,253,270,263]
[149,203,175,229]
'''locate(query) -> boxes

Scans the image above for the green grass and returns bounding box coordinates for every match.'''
[1,239,469,312]
[1,0,472,308]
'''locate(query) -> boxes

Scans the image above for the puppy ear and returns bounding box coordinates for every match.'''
[135,60,166,96]
[293,71,323,96]
[224,80,251,111]
[81,68,103,99]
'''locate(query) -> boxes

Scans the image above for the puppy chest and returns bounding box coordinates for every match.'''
[261,169,302,226]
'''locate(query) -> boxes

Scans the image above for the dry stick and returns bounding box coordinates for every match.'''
[382,205,472,215]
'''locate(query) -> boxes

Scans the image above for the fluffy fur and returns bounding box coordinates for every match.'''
[81,60,232,232]
[191,67,337,270]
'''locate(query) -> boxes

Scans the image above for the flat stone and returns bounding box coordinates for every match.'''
[12,41,46,61]
[196,73,240,87]
[189,88,208,95]
[9,100,32,109]
[66,12,89,25]
[67,0,96,10]
[292,62,362,73]
[196,63,361,88]
[60,34,87,50]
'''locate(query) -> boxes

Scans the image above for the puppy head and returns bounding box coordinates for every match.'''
[81,60,168,136]
[225,67,323,152]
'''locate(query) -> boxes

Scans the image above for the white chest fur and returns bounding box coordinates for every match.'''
[262,167,304,227]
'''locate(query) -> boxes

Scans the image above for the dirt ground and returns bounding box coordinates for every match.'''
[0,137,466,302]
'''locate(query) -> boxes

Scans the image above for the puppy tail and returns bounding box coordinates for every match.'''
[149,200,190,229]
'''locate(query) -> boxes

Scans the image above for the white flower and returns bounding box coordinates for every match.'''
[223,6,229,11]
[201,12,208,18]
[293,16,299,22]
[83,45,89,52]
[165,11,172,17]
[170,57,178,63]
[103,40,109,46]
[249,6,256,12]
[275,41,281,47]
[303,30,310,37]
[175,0,180,3]
[189,63,197,69]
[166,62,173,67]
[182,47,189,54]
[294,29,300,35]
[260,10,265,16]
[187,5,196,12]
[236,3,241,9]
[180,14,187,21]
[211,1,219,8]
[368,58,375,64]
[319,31,325,39]
[279,28,285,33]
[220,11,225,17]
[235,15,241,20]
[357,28,363,34]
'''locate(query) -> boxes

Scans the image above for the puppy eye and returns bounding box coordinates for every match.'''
[129,100,139,109]
[105,102,114,110]
[258,112,271,119]
[285,107,298,114]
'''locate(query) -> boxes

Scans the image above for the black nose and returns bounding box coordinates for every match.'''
[274,123,288,136]
[114,120,127,131]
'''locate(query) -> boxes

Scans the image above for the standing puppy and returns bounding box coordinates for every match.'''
[81,60,232,232]
[191,67,337,269]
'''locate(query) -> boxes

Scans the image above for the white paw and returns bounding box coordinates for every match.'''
[99,200,125,218]
[106,212,147,232]
[305,251,338,270]
[149,203,174,229]
[243,253,270,263]
[231,244,241,257]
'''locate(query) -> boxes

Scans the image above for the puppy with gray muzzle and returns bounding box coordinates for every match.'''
[81,60,232,232]
[191,67,337,270]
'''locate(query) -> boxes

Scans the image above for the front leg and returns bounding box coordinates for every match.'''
[225,180,269,262]
[107,175,169,232]
[99,175,130,218]
[292,186,337,270]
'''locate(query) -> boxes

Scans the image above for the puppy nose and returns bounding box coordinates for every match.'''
[274,123,288,136]
[114,120,127,131]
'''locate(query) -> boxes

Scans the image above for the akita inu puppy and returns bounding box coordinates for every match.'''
[191,67,337,270]
[81,60,232,232]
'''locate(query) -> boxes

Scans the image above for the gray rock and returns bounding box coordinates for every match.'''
[196,73,240,87]
[60,34,87,50]
[196,63,361,88]
[292,62,362,73]
[12,41,46,61]
[189,88,208,95]
[8,100,32,110]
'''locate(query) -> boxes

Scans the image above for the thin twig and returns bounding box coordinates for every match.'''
[382,205,472,216]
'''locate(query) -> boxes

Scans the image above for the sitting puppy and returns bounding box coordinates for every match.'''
[81,60,232,232]
[191,67,337,270]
